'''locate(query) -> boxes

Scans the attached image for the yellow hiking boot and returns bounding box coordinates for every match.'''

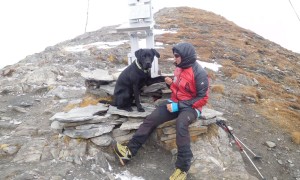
[169,168,187,180]
[113,142,132,166]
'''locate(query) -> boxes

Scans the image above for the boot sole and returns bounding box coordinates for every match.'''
[112,142,127,166]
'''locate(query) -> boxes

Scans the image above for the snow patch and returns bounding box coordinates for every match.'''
[64,40,128,52]
[114,170,145,180]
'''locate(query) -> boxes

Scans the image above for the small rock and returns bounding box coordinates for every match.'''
[227,125,233,131]
[91,135,113,146]
[277,160,283,165]
[11,106,28,113]
[171,149,177,156]
[265,141,276,148]
[50,176,64,180]
[3,145,19,155]
[1,116,11,120]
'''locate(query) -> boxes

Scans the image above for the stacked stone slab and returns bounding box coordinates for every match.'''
[153,107,224,151]
[49,69,225,151]
[155,120,208,150]
[50,101,224,152]
[49,103,155,147]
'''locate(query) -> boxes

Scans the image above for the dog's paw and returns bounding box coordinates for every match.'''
[137,107,145,112]
[117,107,133,112]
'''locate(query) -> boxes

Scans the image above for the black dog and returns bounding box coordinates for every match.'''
[112,48,164,112]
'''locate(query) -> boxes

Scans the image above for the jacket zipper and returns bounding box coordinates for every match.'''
[176,70,183,100]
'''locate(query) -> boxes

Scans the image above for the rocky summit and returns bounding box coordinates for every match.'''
[0,7,300,180]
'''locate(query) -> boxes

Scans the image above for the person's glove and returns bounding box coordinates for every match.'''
[167,99,179,112]
[195,109,201,118]
[169,102,179,112]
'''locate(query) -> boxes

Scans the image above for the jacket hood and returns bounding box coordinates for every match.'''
[172,42,197,68]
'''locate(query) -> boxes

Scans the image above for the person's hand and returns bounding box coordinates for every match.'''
[166,102,178,112]
[165,77,173,85]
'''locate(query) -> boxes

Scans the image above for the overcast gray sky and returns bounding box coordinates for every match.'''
[0,0,299,69]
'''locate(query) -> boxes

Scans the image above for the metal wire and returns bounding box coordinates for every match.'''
[288,0,300,22]
[85,0,90,33]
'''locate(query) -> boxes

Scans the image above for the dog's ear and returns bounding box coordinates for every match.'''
[151,49,160,58]
[135,49,142,59]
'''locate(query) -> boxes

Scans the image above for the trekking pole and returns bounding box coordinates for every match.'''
[220,123,262,159]
[232,134,262,159]
[216,120,265,180]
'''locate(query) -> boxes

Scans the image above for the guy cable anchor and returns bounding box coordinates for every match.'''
[216,119,265,180]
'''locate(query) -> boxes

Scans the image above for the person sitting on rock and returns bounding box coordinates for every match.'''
[113,42,209,180]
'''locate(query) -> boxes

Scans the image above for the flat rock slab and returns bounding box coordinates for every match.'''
[81,69,114,82]
[120,118,143,130]
[142,82,167,93]
[49,103,108,123]
[12,138,47,163]
[63,124,115,139]
[107,103,155,118]
[100,83,115,95]
[200,107,224,120]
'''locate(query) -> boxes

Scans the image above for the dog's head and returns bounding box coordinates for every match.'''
[135,49,160,70]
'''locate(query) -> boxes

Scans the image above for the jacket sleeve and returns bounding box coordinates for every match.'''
[178,66,209,110]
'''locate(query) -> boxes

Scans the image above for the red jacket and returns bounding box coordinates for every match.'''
[170,62,209,112]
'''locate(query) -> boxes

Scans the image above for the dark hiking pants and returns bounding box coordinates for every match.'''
[127,102,197,172]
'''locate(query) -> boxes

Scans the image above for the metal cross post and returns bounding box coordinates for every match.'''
[116,0,159,78]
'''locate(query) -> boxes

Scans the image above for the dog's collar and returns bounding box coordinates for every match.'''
[135,60,150,73]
